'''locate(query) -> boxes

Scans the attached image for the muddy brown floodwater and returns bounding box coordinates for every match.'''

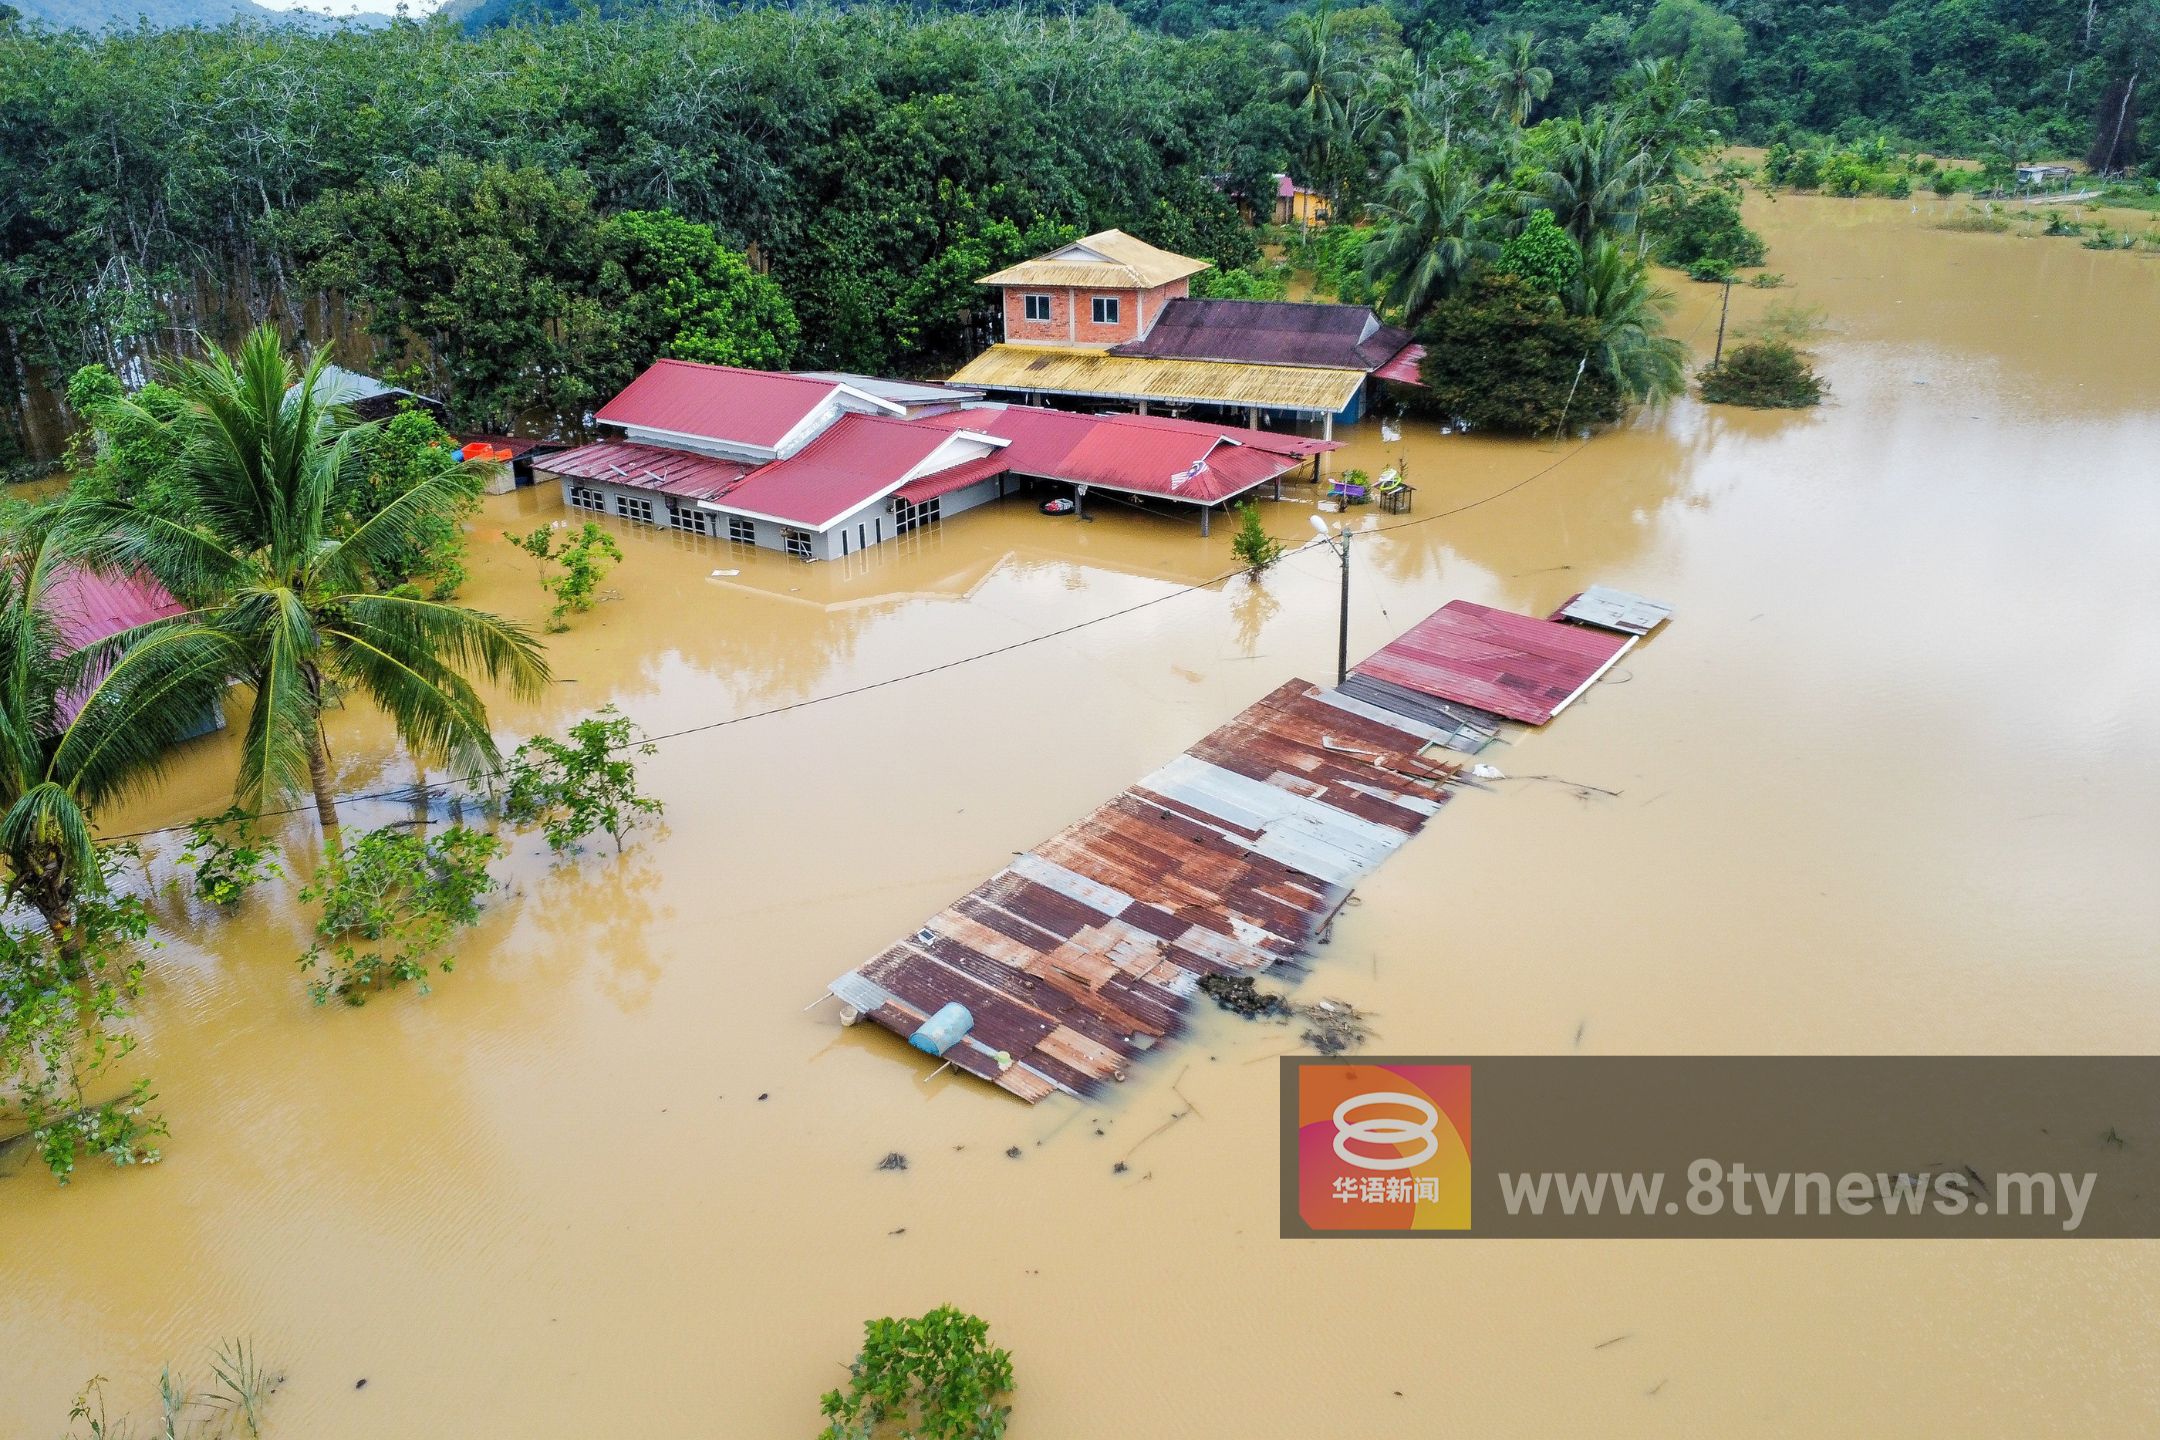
[5,194,2160,1436]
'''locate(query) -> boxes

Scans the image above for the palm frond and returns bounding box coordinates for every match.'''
[232,589,321,811]
[322,619,502,777]
[326,593,551,700]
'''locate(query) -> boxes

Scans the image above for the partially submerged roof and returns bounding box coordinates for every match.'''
[595,360,899,451]
[976,229,1211,291]
[919,404,1336,506]
[538,439,755,502]
[948,345,1365,417]
[1109,299,1412,372]
[42,565,186,652]
[710,413,998,530]
[827,680,1460,1102]
[1353,600,1636,726]
[1370,343,1427,385]
[1554,586,1674,636]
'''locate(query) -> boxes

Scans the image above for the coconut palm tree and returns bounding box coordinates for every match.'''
[1489,31,1552,129]
[1275,3,1362,130]
[1570,237,1689,405]
[1527,112,1651,246]
[72,326,549,838]
[1364,147,1500,323]
[1,511,232,956]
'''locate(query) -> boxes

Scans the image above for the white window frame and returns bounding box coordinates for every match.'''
[1023,293,1053,322]
[1091,295,1119,325]
[568,485,606,512]
[670,506,709,535]
[727,515,757,545]
[782,527,814,559]
[617,495,654,524]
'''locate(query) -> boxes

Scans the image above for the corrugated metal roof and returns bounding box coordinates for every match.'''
[918,405,1322,505]
[793,372,984,407]
[1353,600,1635,726]
[716,414,957,529]
[537,440,755,501]
[1109,299,1411,372]
[829,680,1459,1102]
[42,565,187,650]
[977,229,1211,290]
[595,360,844,449]
[948,346,1365,416]
[1371,343,1427,385]
[1554,586,1674,636]
[892,454,1012,504]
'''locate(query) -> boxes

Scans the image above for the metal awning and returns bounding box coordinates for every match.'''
[949,345,1365,416]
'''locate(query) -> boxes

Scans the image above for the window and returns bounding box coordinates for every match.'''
[616,495,654,524]
[783,527,814,559]
[1023,293,1052,322]
[568,485,605,512]
[671,507,710,535]
[892,494,942,536]
[1091,295,1120,325]
[727,515,757,544]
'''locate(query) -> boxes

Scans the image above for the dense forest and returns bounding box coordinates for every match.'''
[0,0,2153,457]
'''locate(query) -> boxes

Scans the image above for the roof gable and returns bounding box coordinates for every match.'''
[977,229,1211,291]
[596,359,898,452]
[711,414,962,530]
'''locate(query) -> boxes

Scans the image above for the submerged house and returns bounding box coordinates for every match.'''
[537,357,1337,555]
[949,229,1423,437]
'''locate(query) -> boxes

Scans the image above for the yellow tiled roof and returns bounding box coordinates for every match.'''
[976,230,1212,290]
[947,345,1364,415]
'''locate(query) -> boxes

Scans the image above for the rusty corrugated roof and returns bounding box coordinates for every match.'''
[828,680,1461,1103]
[537,440,755,501]
[1353,600,1635,725]
[948,345,1366,416]
[1109,299,1412,372]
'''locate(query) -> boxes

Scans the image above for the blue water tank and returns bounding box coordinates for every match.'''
[909,1002,974,1056]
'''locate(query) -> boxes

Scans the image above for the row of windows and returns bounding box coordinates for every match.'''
[671,507,709,535]
[892,494,941,536]
[1021,293,1120,325]
[562,486,848,558]
[568,485,606,512]
[617,495,654,524]
[783,527,814,558]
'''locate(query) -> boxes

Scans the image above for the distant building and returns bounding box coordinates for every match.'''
[315,364,452,429]
[536,358,1336,554]
[1272,174,1328,226]
[951,229,1423,438]
[2015,163,2076,186]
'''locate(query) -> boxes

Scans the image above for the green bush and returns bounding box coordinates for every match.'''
[820,1307,1014,1440]
[1686,257,1734,282]
[1229,501,1283,573]
[1493,211,1581,296]
[1650,184,1767,269]
[1698,340,1824,408]
[1406,274,1621,435]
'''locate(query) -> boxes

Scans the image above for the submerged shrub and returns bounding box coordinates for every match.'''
[1699,340,1825,409]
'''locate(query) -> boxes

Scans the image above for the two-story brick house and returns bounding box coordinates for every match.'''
[978,230,1209,347]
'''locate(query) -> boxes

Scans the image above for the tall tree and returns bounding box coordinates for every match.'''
[1363,146,1498,323]
[1490,31,1553,128]
[1528,112,1650,246]
[1570,237,1688,405]
[74,328,550,836]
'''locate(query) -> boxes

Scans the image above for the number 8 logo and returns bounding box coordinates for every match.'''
[1332,1092,1440,1171]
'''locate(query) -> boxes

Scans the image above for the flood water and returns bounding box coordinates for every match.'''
[5,195,2160,1435]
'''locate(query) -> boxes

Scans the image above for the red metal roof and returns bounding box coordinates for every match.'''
[717,414,958,528]
[918,406,1330,505]
[892,453,1012,505]
[1353,600,1634,725]
[1372,343,1427,385]
[538,440,755,501]
[43,565,187,651]
[594,359,844,450]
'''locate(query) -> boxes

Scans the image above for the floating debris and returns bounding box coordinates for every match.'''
[1197,973,1293,1020]
[876,1152,909,1172]
[1297,997,1373,1055]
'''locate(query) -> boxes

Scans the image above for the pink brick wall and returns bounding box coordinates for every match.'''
[1001,277,1190,345]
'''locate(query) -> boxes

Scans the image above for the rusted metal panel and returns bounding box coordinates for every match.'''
[1353,599,1634,726]
[830,679,1460,1102]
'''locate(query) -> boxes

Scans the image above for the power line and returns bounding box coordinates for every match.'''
[105,437,1594,844]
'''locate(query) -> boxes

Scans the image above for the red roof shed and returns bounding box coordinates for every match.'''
[1353,600,1634,725]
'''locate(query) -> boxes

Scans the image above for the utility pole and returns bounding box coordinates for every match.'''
[1311,516,1351,685]
[1712,276,1734,369]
